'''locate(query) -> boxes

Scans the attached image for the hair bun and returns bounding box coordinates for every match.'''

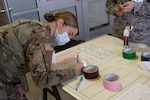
[44,13,54,22]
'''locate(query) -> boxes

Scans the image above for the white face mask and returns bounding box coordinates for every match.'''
[53,30,70,46]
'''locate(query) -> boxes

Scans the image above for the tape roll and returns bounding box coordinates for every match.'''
[141,52,150,61]
[122,48,136,59]
[82,65,99,79]
[103,74,121,91]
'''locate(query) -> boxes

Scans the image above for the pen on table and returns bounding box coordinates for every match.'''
[75,77,83,91]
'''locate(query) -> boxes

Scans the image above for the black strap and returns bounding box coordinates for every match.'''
[43,86,61,100]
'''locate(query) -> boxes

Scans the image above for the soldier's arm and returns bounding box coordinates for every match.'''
[105,0,119,16]
[26,35,76,89]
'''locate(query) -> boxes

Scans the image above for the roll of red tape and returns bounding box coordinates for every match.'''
[103,74,121,92]
[82,65,99,79]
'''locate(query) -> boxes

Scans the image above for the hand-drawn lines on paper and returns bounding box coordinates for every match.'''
[78,44,112,59]
[116,83,150,100]
[52,51,96,70]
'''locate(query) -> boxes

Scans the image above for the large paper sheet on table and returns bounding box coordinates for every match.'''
[54,35,150,100]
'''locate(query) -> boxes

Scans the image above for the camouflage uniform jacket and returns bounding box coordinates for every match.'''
[106,0,150,46]
[0,19,76,90]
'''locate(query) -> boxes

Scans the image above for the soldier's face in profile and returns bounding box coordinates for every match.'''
[52,24,78,46]
[55,18,78,39]
[65,25,78,39]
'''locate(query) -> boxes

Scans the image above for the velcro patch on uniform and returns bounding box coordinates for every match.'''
[44,43,54,52]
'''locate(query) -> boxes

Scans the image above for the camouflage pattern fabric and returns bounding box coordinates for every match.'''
[106,0,150,46]
[0,82,18,100]
[0,19,76,99]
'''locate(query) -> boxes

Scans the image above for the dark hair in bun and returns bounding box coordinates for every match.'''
[44,12,55,22]
[44,11,78,29]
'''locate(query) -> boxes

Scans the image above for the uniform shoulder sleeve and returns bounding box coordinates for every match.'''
[26,30,76,89]
[105,0,119,16]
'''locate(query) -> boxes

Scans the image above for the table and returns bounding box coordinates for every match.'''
[54,35,150,100]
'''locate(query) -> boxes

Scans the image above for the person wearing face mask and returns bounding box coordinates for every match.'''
[0,11,84,100]
[44,12,78,47]
[53,28,70,46]
[105,0,150,46]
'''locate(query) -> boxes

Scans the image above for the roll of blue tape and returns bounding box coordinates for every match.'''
[141,52,150,61]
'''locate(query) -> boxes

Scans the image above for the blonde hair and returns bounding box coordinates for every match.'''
[44,11,78,29]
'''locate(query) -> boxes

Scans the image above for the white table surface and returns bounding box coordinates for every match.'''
[54,35,150,100]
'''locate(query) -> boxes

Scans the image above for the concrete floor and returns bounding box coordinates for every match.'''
[26,73,76,100]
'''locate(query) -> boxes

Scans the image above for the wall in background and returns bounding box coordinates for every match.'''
[1,0,114,41]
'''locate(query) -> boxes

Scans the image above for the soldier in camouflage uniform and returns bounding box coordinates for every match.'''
[106,0,150,46]
[0,11,84,100]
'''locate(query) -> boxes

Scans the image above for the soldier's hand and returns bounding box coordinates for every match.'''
[14,84,26,100]
[73,61,84,76]
[121,1,135,12]
[114,4,123,16]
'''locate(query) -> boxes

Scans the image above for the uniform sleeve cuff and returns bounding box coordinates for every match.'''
[13,81,21,86]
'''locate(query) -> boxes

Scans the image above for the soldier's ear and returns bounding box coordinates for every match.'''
[56,18,64,28]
